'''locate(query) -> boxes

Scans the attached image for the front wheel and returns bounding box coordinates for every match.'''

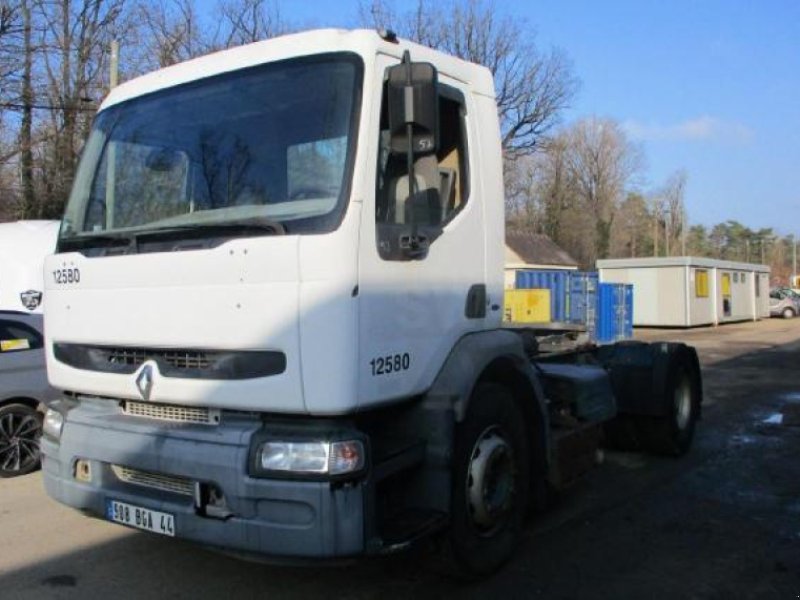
[782,307,795,319]
[442,383,530,578]
[0,403,43,478]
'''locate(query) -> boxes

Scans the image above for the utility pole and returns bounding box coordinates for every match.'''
[681,207,687,256]
[793,235,797,287]
[652,213,658,257]
[110,40,119,89]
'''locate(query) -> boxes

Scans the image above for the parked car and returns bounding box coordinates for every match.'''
[769,288,800,319]
[0,311,56,477]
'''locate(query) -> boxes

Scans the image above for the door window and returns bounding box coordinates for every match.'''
[375,83,470,260]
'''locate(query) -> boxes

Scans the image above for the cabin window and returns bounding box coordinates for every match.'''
[695,269,709,298]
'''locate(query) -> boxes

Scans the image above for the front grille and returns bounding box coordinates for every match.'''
[123,400,220,425]
[107,347,212,370]
[111,465,195,496]
[53,343,286,380]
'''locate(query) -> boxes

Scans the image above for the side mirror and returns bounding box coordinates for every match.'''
[386,52,439,156]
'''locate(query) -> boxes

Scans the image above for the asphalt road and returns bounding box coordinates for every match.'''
[2,319,799,599]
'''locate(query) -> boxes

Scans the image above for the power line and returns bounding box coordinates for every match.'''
[0,101,96,112]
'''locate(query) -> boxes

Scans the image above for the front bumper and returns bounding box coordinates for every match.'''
[41,399,366,559]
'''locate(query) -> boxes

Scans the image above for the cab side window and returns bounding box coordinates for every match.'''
[0,320,43,352]
[375,83,470,260]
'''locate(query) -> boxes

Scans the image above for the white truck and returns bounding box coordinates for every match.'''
[41,29,702,576]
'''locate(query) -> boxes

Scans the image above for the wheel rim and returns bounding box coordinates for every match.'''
[0,410,41,473]
[675,375,693,431]
[466,426,516,535]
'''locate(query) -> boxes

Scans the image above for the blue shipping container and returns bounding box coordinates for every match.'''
[568,271,599,327]
[621,283,633,340]
[594,283,634,344]
[595,283,617,344]
[515,270,569,322]
[515,271,633,341]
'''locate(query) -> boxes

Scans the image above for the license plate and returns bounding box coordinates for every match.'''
[106,499,175,537]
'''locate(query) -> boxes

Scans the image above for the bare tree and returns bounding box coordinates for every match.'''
[138,0,209,69]
[610,192,651,258]
[659,169,687,256]
[563,117,643,262]
[214,0,286,48]
[19,0,34,215]
[30,0,130,217]
[0,1,22,84]
[360,0,578,159]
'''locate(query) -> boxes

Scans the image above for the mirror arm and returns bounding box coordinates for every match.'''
[402,51,419,247]
[405,120,418,243]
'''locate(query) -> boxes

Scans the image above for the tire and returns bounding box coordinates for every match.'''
[639,359,700,456]
[0,403,43,478]
[441,383,531,578]
[782,307,795,319]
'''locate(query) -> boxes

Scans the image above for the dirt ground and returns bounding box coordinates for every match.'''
[1,318,799,599]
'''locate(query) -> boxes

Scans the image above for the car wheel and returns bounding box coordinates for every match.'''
[782,307,795,319]
[441,383,530,578]
[0,403,43,478]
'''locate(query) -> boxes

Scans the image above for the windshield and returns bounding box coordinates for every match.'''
[60,53,362,246]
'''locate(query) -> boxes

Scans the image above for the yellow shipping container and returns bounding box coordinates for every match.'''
[503,289,551,323]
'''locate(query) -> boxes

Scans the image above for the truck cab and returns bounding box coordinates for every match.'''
[41,29,701,577]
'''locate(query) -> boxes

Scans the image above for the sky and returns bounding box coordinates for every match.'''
[201,1,800,233]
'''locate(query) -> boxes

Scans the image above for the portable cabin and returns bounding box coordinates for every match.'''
[596,257,770,327]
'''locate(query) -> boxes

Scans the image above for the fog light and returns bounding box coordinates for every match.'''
[74,459,92,482]
[257,440,365,476]
[43,408,64,441]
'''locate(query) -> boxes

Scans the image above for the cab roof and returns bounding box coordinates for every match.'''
[101,29,496,111]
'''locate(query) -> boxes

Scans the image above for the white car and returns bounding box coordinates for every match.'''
[769,288,800,319]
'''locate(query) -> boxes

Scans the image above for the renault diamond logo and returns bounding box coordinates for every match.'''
[135,364,154,401]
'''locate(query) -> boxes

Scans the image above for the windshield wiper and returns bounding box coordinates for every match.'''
[57,232,134,252]
[135,218,287,242]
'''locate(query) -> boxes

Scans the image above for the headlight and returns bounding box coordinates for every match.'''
[43,408,64,441]
[256,440,365,476]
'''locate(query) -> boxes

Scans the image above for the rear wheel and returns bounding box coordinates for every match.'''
[0,403,43,477]
[782,307,795,319]
[640,363,700,456]
[442,383,530,578]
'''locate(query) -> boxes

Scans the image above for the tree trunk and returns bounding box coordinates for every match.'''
[596,218,612,260]
[19,0,34,218]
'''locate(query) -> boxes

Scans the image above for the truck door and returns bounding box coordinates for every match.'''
[357,56,487,406]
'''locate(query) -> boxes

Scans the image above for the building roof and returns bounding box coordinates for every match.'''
[597,256,770,273]
[505,231,579,269]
